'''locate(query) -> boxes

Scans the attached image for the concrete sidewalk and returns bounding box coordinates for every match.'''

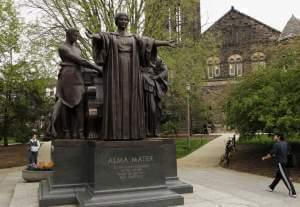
[177,167,299,207]
[175,133,299,206]
[0,167,23,207]
[178,133,235,168]
[0,141,51,207]
[5,166,299,207]
[2,134,299,207]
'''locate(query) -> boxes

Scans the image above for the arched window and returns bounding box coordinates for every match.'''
[207,57,221,79]
[228,54,243,77]
[251,52,266,69]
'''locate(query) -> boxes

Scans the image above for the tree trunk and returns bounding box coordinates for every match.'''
[2,92,10,147]
[3,108,8,147]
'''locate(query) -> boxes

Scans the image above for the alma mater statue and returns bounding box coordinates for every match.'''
[87,12,175,140]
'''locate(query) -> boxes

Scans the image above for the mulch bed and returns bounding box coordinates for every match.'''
[0,135,217,169]
[0,144,28,169]
[225,143,300,183]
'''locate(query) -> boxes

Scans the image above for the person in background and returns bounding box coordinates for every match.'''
[262,132,297,198]
[28,133,40,164]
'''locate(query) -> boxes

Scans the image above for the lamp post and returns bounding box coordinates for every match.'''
[186,83,191,150]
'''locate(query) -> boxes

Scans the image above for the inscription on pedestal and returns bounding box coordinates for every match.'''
[92,142,165,191]
[108,156,153,180]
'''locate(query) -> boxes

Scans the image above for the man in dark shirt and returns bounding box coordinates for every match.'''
[262,133,296,198]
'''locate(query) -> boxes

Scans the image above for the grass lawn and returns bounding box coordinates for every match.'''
[176,138,209,159]
[0,138,20,146]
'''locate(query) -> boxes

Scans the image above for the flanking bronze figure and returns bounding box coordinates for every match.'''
[143,56,168,137]
[87,12,175,140]
[50,28,102,139]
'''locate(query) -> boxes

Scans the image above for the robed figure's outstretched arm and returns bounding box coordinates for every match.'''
[154,40,176,48]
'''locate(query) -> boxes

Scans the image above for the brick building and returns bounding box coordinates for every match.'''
[204,6,281,80]
[202,7,300,130]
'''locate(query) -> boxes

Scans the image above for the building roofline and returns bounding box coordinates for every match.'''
[278,14,300,41]
[204,6,281,34]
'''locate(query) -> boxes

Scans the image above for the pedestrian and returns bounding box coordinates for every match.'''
[262,132,297,198]
[28,133,40,165]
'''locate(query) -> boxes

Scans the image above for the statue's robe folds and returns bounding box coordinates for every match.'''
[92,32,156,140]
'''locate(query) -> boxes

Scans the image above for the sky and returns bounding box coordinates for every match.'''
[201,0,300,32]
[18,0,300,33]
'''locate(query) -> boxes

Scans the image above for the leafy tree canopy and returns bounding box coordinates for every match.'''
[0,0,54,145]
[225,37,300,138]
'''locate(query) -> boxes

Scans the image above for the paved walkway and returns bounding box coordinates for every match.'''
[178,133,235,168]
[1,134,299,207]
[177,167,299,207]
[176,133,299,206]
[0,141,52,207]
[0,167,23,207]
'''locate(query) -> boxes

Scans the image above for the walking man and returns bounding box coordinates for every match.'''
[28,133,40,164]
[262,133,297,198]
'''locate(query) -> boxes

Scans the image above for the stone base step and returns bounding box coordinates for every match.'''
[0,167,23,207]
[9,182,77,207]
[9,182,39,207]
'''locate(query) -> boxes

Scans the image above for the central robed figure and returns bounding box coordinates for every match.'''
[87,12,175,140]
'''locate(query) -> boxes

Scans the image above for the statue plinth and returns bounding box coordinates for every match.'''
[160,139,194,194]
[39,140,88,206]
[39,139,191,207]
[77,139,183,207]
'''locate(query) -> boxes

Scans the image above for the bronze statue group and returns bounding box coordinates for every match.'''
[49,12,174,140]
[46,12,298,200]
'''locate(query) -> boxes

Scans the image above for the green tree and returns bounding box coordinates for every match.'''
[0,0,22,146]
[0,0,21,56]
[160,34,219,134]
[23,0,178,58]
[0,0,53,146]
[225,39,300,138]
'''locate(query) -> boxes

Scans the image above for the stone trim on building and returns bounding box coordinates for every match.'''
[204,6,281,81]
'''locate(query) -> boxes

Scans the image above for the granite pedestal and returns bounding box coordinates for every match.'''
[77,140,183,207]
[39,139,189,207]
[159,139,193,194]
[39,140,88,207]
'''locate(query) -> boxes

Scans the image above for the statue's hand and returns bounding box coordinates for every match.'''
[85,29,93,39]
[168,40,176,48]
[95,65,103,74]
